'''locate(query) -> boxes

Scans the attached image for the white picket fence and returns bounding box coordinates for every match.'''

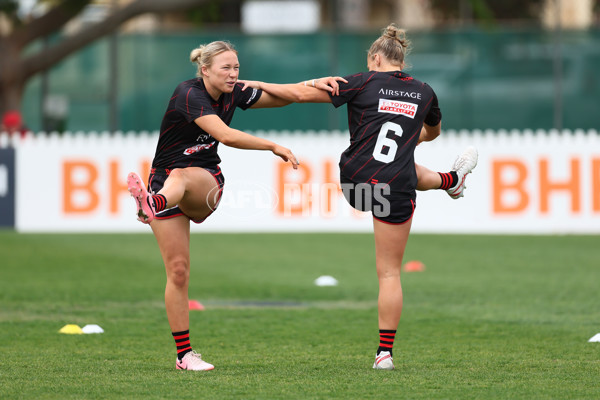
[1,129,599,233]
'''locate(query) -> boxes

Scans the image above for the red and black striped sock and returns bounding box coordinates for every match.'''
[438,171,458,190]
[377,329,396,356]
[152,194,167,212]
[172,329,192,360]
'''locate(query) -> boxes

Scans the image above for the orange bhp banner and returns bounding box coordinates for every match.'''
[11,129,600,233]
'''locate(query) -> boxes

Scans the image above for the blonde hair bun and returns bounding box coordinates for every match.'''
[383,24,409,49]
[190,46,205,64]
[367,23,411,68]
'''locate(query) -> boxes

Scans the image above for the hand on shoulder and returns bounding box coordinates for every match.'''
[314,76,348,96]
[238,79,262,91]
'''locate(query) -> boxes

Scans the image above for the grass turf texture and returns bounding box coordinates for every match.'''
[0,232,599,399]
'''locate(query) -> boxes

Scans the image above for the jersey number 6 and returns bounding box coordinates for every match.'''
[372,121,403,163]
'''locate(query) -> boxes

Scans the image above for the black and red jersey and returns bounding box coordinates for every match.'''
[152,78,262,169]
[330,71,442,199]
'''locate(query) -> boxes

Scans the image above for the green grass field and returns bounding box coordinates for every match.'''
[0,231,599,399]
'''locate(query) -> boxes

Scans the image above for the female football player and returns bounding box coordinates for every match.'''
[239,24,478,370]
[126,40,343,371]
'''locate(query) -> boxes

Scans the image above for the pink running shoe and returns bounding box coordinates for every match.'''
[373,351,394,370]
[127,172,155,224]
[176,351,214,371]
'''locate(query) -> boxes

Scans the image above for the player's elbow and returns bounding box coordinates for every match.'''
[428,129,441,141]
[211,128,234,146]
[291,91,308,103]
[218,132,235,146]
[423,123,441,141]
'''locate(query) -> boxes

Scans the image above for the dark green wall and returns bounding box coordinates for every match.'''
[22,28,600,132]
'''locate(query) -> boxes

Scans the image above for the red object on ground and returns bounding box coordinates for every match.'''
[188,300,205,310]
[403,260,426,272]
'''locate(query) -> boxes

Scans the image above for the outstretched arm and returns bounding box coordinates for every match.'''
[239,77,347,108]
[195,114,299,169]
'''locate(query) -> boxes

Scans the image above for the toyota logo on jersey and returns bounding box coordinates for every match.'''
[378,99,418,119]
[183,141,216,155]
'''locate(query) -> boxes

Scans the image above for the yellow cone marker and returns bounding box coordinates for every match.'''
[59,324,83,334]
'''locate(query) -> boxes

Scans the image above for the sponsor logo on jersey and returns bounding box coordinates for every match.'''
[246,88,258,104]
[183,141,216,155]
[378,99,418,118]
[378,88,421,99]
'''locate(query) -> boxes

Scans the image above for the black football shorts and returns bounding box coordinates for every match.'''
[147,166,225,224]
[340,173,415,224]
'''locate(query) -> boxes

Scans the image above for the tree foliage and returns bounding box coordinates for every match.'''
[429,0,546,23]
[0,0,207,116]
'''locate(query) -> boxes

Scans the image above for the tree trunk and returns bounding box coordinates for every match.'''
[0,82,25,118]
[0,40,26,114]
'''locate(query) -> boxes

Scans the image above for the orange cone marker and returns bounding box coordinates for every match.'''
[188,300,205,310]
[403,260,425,272]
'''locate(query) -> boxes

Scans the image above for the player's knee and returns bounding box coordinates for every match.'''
[376,262,402,280]
[168,168,186,182]
[167,259,190,288]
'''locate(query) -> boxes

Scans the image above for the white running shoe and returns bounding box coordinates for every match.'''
[446,146,478,199]
[176,351,214,371]
[373,351,394,370]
